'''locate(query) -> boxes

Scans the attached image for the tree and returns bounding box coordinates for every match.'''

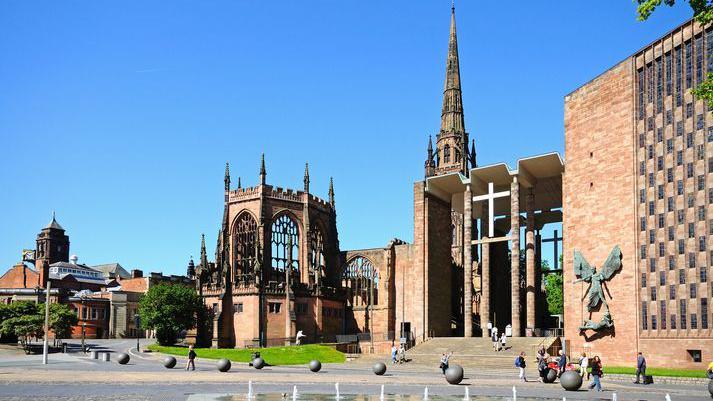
[138,283,202,346]
[1,315,44,348]
[545,273,564,316]
[48,303,78,342]
[637,0,713,107]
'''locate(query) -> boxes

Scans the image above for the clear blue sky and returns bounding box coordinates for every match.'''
[0,1,692,275]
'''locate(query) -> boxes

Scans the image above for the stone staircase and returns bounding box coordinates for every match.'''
[401,336,558,371]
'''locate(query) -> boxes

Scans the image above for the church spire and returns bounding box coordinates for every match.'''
[424,135,436,177]
[469,138,477,168]
[328,177,335,208]
[200,234,208,268]
[224,162,231,191]
[237,176,242,189]
[434,5,469,176]
[304,162,310,192]
[259,153,266,185]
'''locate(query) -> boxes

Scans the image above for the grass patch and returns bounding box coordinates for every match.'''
[602,366,707,378]
[147,343,345,365]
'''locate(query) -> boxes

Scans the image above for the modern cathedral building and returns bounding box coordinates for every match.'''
[189,7,711,368]
[564,18,713,368]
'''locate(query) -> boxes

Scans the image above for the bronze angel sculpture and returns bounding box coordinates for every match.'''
[573,245,622,332]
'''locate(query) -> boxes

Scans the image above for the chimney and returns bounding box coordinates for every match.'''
[131,269,143,278]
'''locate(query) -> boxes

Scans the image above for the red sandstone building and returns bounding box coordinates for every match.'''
[564,19,713,369]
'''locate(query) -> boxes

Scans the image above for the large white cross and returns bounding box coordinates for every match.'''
[472,182,510,238]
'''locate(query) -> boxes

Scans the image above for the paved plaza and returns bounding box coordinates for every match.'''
[0,340,710,401]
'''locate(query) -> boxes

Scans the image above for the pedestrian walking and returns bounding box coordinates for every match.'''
[391,342,397,364]
[514,351,527,382]
[537,353,548,382]
[186,345,196,371]
[491,327,499,352]
[588,355,603,392]
[500,332,507,351]
[634,352,647,384]
[557,350,567,377]
[536,346,546,362]
[707,360,713,379]
[398,343,406,364]
[579,352,589,379]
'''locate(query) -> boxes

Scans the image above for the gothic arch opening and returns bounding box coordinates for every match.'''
[341,256,379,308]
[309,224,326,285]
[270,212,299,282]
[232,211,258,286]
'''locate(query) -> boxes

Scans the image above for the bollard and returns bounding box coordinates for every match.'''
[90,350,98,359]
[101,352,110,362]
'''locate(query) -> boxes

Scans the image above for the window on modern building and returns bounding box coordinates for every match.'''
[678,209,685,224]
[701,266,708,282]
[649,229,655,244]
[689,252,697,268]
[677,150,683,166]
[691,313,698,329]
[641,217,647,231]
[697,114,705,130]
[638,69,646,119]
[689,223,695,238]
[689,194,696,208]
[650,257,657,272]
[658,185,664,199]
[659,270,666,285]
[677,121,684,136]
[699,236,707,251]
[690,283,697,298]
[709,126,713,142]
[652,314,658,330]
[666,108,673,124]
[640,189,646,203]
[680,300,688,329]
[661,300,667,329]
[679,268,686,284]
[659,242,665,257]
[710,189,713,204]
[698,175,705,190]
[677,180,684,195]
[651,286,657,300]
[670,284,676,299]
[669,254,675,269]
[648,116,655,130]
[640,161,646,175]
[642,302,649,330]
[701,298,709,329]
[649,201,655,215]
[678,239,685,254]
[671,314,677,329]
[687,132,694,148]
[667,168,673,183]
[698,206,706,221]
[658,214,665,228]
[657,127,663,142]
[687,163,694,178]
[685,41,693,89]
[641,273,647,288]
[648,145,654,159]
[709,157,713,172]
[698,144,705,160]
[668,226,674,241]
[641,245,647,259]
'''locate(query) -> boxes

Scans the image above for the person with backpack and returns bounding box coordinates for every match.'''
[515,351,527,382]
[391,342,397,364]
[633,352,647,384]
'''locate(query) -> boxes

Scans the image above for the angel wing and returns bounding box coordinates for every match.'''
[600,245,622,281]
[573,249,593,282]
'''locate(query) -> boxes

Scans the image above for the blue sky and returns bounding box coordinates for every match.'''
[0,1,692,275]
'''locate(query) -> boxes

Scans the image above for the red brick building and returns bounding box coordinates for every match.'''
[564,19,713,369]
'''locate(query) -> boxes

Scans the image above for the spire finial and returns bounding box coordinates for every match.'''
[328,177,335,208]
[224,162,231,191]
[259,153,266,185]
[237,176,242,189]
[200,234,208,267]
[303,162,310,192]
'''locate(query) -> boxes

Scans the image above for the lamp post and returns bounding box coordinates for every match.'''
[134,314,141,352]
[42,281,52,365]
[80,293,87,353]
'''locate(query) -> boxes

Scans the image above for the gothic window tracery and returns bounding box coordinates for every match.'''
[233,212,257,285]
[309,226,326,285]
[341,256,379,307]
[271,213,299,280]
[444,145,451,163]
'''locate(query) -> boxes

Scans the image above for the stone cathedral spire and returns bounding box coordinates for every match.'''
[432,5,470,177]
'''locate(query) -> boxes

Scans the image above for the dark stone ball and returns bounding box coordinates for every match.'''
[116,353,130,365]
[544,368,558,383]
[560,370,583,391]
[707,379,712,397]
[217,358,231,372]
[445,364,464,385]
[253,357,265,369]
[372,362,387,376]
[163,356,177,369]
[309,360,322,372]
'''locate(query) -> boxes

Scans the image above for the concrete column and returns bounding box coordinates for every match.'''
[481,240,490,338]
[526,188,536,334]
[510,177,521,337]
[463,184,473,337]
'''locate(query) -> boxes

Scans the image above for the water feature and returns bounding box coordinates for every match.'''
[247,381,253,399]
[512,386,517,401]
[335,383,341,399]
[423,387,428,400]
[292,386,297,401]
[613,392,617,401]
[380,385,385,401]
[463,387,469,401]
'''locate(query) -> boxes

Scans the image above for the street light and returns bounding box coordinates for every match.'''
[134,313,141,352]
[81,322,86,353]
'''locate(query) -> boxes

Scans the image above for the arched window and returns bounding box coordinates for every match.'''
[271,214,299,280]
[309,227,326,285]
[341,256,379,307]
[455,149,461,163]
[233,212,257,285]
[443,145,451,163]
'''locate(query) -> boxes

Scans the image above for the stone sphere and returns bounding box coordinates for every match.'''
[544,368,558,384]
[309,359,322,372]
[707,379,712,397]
[445,364,464,385]
[116,353,130,365]
[217,358,231,372]
[560,370,583,391]
[163,356,177,369]
[372,362,387,376]
[253,357,265,369]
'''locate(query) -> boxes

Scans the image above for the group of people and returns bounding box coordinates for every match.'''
[532,347,603,391]
[490,327,508,352]
[390,343,407,364]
